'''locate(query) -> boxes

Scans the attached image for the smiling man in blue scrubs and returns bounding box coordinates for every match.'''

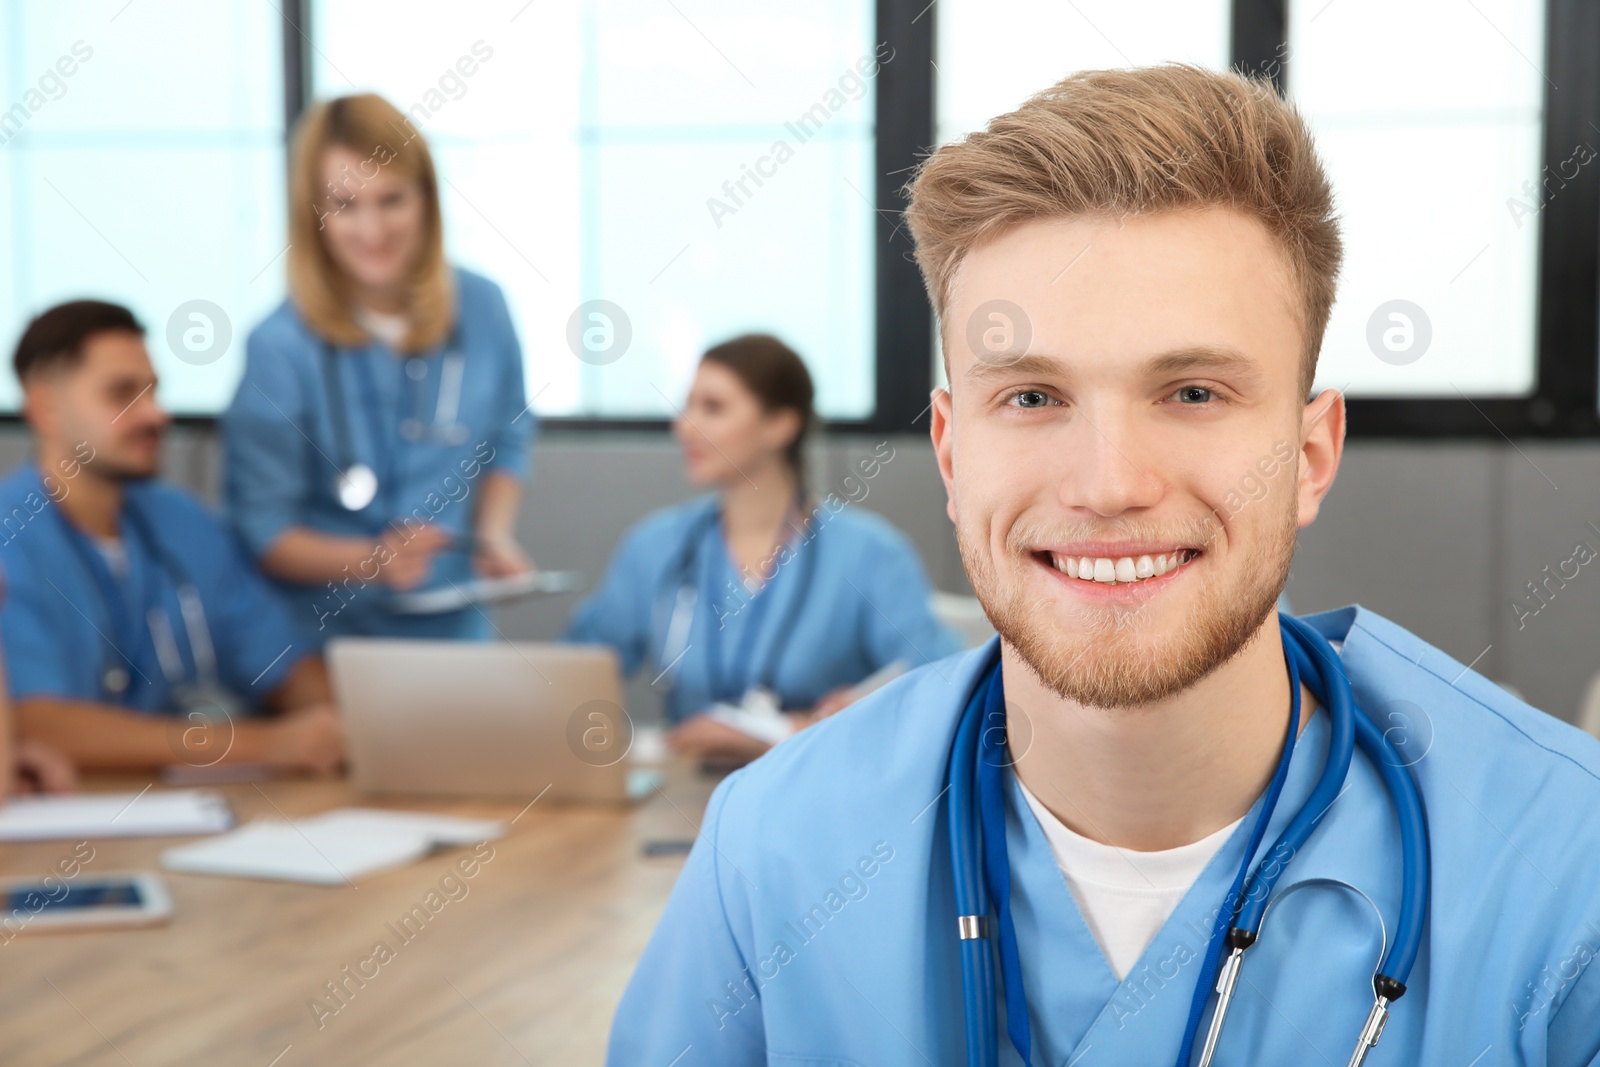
[0,300,344,773]
[606,65,1600,1064]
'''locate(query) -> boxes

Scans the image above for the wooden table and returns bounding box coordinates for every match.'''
[0,763,718,1066]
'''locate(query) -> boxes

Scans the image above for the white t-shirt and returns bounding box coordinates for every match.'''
[353,305,409,348]
[92,535,130,580]
[1017,776,1243,981]
[1015,635,1341,981]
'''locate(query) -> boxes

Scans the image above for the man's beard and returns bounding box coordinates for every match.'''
[91,434,162,482]
[958,498,1296,709]
[92,458,159,482]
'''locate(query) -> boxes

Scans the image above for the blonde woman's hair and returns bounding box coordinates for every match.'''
[905,63,1342,398]
[286,93,454,352]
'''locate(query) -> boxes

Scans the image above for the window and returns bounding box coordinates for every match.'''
[0,0,287,415]
[931,0,1231,390]
[4,1,1597,435]
[311,0,879,420]
[1287,0,1546,399]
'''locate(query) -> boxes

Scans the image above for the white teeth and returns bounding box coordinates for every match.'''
[1054,549,1193,585]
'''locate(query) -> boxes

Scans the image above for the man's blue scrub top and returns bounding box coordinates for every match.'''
[608,606,1600,1065]
[564,494,964,722]
[0,466,311,713]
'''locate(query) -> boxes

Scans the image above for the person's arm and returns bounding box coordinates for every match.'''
[221,326,451,590]
[471,277,536,579]
[472,470,533,577]
[263,654,332,712]
[563,521,657,678]
[257,527,376,584]
[0,651,10,793]
[1547,923,1600,1066]
[860,527,965,671]
[260,524,449,590]
[664,715,774,761]
[13,696,337,773]
[13,654,344,775]
[606,773,766,1064]
[0,651,75,794]
[11,739,77,794]
[192,527,345,774]
[778,527,957,728]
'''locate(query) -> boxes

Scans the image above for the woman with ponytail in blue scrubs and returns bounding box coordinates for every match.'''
[566,335,961,760]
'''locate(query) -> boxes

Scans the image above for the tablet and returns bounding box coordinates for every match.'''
[386,570,584,615]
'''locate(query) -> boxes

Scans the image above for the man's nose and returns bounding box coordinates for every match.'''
[1055,407,1163,516]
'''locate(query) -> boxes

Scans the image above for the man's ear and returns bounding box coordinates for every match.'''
[19,381,55,439]
[929,388,957,524]
[1296,388,1346,530]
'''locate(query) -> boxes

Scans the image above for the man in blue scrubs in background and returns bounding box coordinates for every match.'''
[607,65,1600,1064]
[0,300,344,773]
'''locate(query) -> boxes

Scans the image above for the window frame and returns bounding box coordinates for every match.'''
[10,0,1587,435]
[1237,0,1600,439]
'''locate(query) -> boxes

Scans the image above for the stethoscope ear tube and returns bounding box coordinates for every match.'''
[1339,708,1428,1067]
[948,651,1000,1067]
[1179,619,1306,1066]
[320,338,375,512]
[1232,617,1357,936]
[1300,620,1430,994]
[1193,617,1432,1066]
[1345,674,1431,992]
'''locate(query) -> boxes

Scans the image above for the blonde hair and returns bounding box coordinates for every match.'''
[905,63,1341,397]
[286,93,454,352]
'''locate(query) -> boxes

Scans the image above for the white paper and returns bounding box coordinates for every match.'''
[306,808,504,847]
[0,790,234,842]
[630,725,669,765]
[704,689,798,746]
[159,807,505,886]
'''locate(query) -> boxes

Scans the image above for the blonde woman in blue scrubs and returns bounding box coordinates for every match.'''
[222,94,535,639]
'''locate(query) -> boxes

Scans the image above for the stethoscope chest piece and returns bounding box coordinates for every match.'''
[336,462,379,511]
[321,328,470,512]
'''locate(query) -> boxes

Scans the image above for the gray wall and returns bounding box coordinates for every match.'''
[10,425,1599,727]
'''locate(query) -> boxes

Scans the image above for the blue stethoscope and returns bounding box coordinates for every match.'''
[946,613,1430,1067]
[319,326,469,514]
[49,491,234,717]
[653,496,819,706]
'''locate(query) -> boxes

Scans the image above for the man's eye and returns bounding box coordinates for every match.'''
[1173,385,1215,404]
[1009,390,1053,409]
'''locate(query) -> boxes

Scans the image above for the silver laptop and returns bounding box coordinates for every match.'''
[327,639,654,802]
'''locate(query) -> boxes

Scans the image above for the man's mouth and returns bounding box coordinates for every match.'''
[1036,547,1202,587]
